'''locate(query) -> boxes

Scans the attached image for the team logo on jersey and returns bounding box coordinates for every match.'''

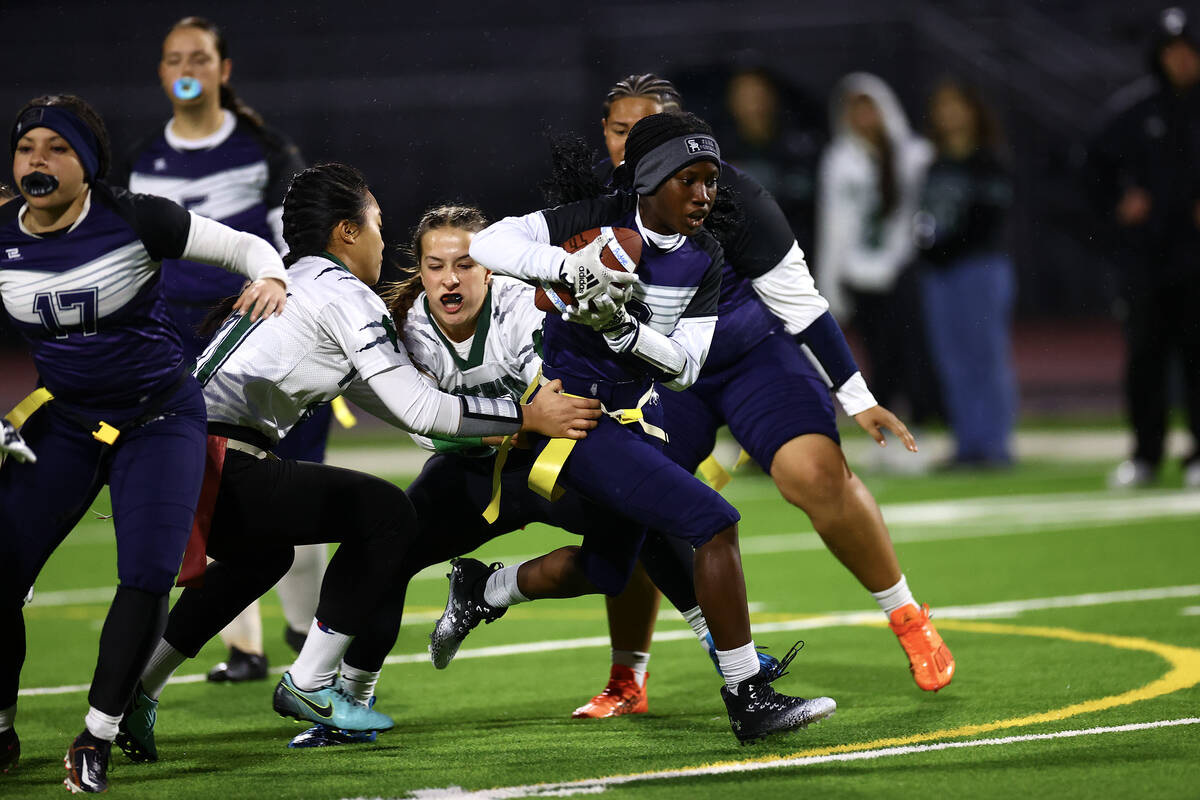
[154,157,167,171]
[685,137,717,155]
[4,247,20,261]
[356,315,402,354]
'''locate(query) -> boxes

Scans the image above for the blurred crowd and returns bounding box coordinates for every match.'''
[711,7,1200,486]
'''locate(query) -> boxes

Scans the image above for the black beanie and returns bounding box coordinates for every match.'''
[614,112,720,194]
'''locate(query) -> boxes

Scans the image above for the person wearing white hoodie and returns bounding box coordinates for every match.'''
[817,73,939,429]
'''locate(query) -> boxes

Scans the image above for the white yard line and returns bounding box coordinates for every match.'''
[389,718,1200,800]
[30,490,1200,608]
[19,584,1200,697]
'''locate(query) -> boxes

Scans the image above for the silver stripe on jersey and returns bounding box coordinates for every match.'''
[0,241,155,327]
[631,282,700,335]
[129,161,269,224]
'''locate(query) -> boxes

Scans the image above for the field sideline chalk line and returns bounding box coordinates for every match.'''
[19,584,1200,697]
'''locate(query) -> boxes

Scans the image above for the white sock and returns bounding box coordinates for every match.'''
[483,563,529,609]
[217,600,264,655]
[84,707,121,742]
[276,543,327,633]
[871,574,916,616]
[0,704,14,733]
[611,649,650,687]
[289,619,352,691]
[717,641,761,693]
[682,605,710,642]
[141,639,187,701]
[337,662,380,703]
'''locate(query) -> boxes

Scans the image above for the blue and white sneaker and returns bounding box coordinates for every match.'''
[272,672,394,732]
[705,633,781,676]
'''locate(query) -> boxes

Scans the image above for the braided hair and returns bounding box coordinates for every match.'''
[281,163,370,267]
[380,204,491,328]
[198,163,370,337]
[603,73,683,119]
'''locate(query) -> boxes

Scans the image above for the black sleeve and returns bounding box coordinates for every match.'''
[253,123,305,209]
[681,235,724,319]
[720,164,797,279]
[105,184,193,261]
[541,191,637,246]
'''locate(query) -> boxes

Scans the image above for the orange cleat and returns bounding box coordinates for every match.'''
[889,603,955,691]
[571,665,648,719]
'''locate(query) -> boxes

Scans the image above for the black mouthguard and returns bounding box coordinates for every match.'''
[20,172,59,197]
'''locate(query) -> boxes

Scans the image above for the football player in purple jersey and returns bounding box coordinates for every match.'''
[0,93,287,793]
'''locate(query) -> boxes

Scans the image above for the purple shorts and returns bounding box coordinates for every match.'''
[663,329,839,474]
[536,368,741,548]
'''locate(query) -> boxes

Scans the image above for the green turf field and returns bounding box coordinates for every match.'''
[7,443,1200,799]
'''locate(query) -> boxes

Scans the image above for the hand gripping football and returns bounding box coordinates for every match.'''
[534,226,642,313]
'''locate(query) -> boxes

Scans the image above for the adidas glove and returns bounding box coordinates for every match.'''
[562,294,638,350]
[1,418,37,464]
[559,232,638,307]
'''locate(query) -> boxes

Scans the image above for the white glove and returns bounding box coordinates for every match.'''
[1,418,37,464]
[559,233,638,307]
[562,295,639,352]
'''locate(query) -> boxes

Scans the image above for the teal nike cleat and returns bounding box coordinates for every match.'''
[272,672,394,732]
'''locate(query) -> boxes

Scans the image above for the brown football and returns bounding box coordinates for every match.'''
[534,226,642,312]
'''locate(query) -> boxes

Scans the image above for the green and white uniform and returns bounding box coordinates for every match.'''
[196,253,523,444]
[403,276,542,453]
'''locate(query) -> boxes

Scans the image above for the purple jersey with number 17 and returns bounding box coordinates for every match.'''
[0,183,193,408]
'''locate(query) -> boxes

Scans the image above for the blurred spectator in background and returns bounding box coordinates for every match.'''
[719,65,824,249]
[1088,6,1200,489]
[914,79,1016,469]
[817,73,941,439]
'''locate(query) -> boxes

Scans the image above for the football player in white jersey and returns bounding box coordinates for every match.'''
[277,206,713,747]
[116,165,600,761]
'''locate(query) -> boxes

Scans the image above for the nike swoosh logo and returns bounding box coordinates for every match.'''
[80,752,101,790]
[285,684,333,719]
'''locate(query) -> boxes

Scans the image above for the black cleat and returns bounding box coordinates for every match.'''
[207,645,268,683]
[721,641,837,744]
[0,728,18,774]
[429,558,507,669]
[63,730,111,794]
[284,625,307,654]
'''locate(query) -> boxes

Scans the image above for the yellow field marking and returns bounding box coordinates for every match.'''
[397,622,1200,797]
[702,619,1200,769]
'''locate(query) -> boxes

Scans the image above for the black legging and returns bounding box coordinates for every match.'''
[342,450,700,672]
[163,450,418,658]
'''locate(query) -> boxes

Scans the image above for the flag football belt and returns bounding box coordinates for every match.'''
[697,447,753,492]
[3,370,189,445]
[4,386,53,429]
[527,374,666,503]
[481,371,669,521]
